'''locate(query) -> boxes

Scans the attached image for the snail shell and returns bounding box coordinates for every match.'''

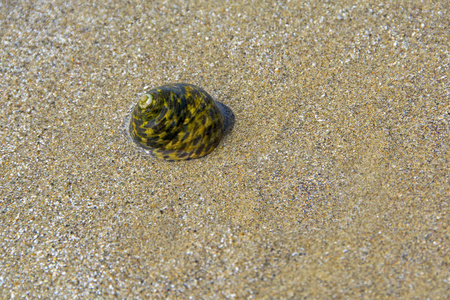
[128,83,230,161]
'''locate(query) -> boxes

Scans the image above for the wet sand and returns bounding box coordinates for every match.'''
[1,0,448,298]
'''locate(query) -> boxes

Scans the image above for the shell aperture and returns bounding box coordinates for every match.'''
[128,83,229,161]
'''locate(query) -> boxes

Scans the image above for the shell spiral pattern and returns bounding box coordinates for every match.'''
[128,83,226,161]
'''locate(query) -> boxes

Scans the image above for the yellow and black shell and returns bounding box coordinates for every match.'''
[128,83,227,161]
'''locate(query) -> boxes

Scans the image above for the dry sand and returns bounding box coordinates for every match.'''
[1,0,448,298]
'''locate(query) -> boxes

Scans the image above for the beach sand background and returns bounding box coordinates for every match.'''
[1,0,448,298]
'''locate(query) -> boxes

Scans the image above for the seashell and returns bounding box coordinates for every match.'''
[127,83,233,161]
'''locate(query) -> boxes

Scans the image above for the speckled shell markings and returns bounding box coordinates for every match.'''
[128,83,225,161]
